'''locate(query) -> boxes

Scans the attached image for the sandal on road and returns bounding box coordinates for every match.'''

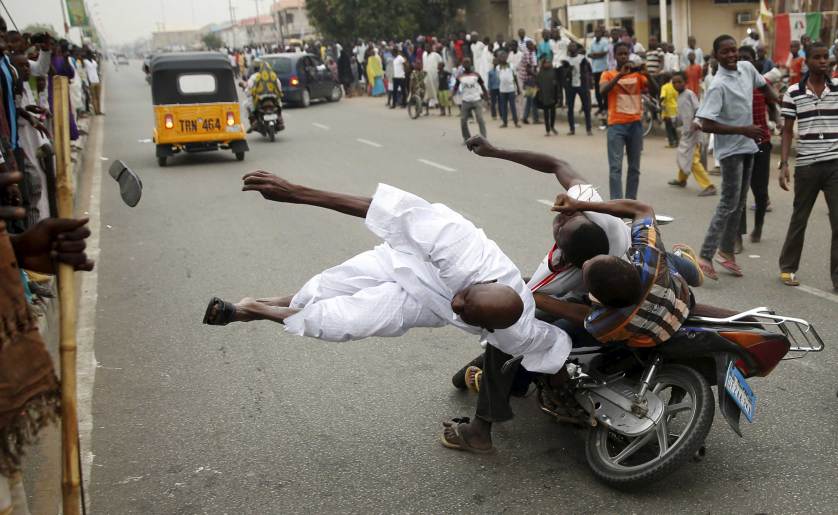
[464,366,482,393]
[714,254,743,277]
[440,418,494,454]
[780,272,800,286]
[203,296,237,325]
[698,259,719,281]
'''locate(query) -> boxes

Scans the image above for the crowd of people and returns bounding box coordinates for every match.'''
[0,15,102,514]
[330,25,836,292]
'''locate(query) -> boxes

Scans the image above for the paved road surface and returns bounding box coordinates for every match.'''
[80,64,838,513]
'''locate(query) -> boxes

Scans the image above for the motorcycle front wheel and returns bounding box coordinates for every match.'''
[267,125,276,142]
[584,364,714,488]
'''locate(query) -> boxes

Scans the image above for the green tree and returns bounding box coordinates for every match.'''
[306,0,465,44]
[202,32,224,50]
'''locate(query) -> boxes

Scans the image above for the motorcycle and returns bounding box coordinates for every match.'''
[455,305,823,488]
[251,94,285,142]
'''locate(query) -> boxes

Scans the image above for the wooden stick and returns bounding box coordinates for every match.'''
[53,75,81,515]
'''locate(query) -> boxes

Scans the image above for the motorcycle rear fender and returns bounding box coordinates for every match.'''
[656,329,759,384]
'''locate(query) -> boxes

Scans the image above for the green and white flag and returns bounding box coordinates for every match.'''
[789,12,821,42]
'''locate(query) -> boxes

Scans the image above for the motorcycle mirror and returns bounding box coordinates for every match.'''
[108,160,143,207]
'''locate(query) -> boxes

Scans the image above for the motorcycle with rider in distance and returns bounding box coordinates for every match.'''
[250,93,284,142]
[453,303,823,488]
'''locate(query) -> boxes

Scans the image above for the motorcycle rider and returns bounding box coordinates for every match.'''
[442,137,701,453]
[242,60,283,133]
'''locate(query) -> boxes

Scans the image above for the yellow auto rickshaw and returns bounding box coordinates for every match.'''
[150,52,248,166]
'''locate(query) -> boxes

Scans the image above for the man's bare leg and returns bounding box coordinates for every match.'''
[205,296,299,325]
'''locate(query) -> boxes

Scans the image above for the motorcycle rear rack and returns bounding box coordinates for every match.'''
[689,307,825,357]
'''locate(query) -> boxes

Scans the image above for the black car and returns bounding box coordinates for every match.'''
[256,53,342,107]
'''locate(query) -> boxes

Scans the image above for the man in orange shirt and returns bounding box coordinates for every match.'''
[600,42,658,199]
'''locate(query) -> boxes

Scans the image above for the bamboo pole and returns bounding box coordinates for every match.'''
[52,75,81,515]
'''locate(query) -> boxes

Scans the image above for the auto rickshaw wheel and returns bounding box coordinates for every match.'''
[235,151,245,161]
[268,125,276,142]
[157,156,167,167]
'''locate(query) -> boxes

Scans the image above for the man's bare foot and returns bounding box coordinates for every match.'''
[441,416,493,452]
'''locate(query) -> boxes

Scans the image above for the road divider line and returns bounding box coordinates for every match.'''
[312,122,330,130]
[356,138,383,148]
[797,284,838,304]
[536,199,553,207]
[417,158,456,172]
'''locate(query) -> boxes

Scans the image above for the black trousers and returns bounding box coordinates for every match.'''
[592,71,605,112]
[554,67,566,107]
[779,157,838,288]
[750,142,772,234]
[542,105,556,132]
[391,78,406,106]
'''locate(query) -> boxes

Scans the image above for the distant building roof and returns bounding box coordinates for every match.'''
[239,14,274,26]
[271,0,305,12]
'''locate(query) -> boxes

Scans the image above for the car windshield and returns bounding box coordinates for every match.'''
[262,57,293,75]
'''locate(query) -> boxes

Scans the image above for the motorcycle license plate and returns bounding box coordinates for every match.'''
[263,114,279,121]
[724,362,757,422]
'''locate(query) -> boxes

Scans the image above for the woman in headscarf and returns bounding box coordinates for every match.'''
[366,47,385,97]
[337,46,354,97]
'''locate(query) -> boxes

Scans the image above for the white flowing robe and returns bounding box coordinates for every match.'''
[284,184,572,374]
[423,51,442,106]
[471,41,489,85]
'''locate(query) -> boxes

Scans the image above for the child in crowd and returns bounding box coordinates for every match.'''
[409,61,428,115]
[562,42,592,136]
[788,40,805,85]
[684,52,703,96]
[487,57,500,119]
[437,62,452,116]
[535,58,559,136]
[667,72,717,197]
[660,73,679,147]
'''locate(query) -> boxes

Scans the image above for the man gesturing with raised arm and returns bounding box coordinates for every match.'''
[202,170,572,393]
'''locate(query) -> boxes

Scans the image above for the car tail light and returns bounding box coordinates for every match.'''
[164,114,173,129]
[720,332,790,377]
[226,111,235,126]
[290,75,299,86]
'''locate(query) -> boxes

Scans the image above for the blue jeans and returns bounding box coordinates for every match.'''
[700,153,754,261]
[606,121,643,199]
[499,92,518,125]
[489,89,500,118]
[523,93,540,123]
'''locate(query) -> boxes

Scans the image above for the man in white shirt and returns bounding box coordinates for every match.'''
[680,36,704,69]
[390,49,407,108]
[550,26,570,107]
[440,136,627,452]
[204,170,571,375]
[83,52,102,115]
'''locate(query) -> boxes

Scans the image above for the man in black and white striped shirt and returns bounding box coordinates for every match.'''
[778,41,838,291]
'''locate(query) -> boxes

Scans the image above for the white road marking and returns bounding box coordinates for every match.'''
[77,116,105,510]
[312,122,330,130]
[356,138,382,148]
[417,158,456,172]
[536,199,553,207]
[748,254,761,259]
[797,284,838,304]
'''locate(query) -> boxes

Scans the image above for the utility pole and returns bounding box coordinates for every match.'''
[228,0,237,48]
[254,0,261,45]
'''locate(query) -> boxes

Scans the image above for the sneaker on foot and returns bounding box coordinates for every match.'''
[698,185,717,197]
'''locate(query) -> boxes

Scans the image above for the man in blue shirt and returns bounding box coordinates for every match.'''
[537,29,553,64]
[696,34,779,280]
[589,25,610,115]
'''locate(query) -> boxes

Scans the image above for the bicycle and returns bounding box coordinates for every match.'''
[641,93,661,137]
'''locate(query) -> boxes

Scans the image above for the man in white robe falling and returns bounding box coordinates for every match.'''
[203,171,572,380]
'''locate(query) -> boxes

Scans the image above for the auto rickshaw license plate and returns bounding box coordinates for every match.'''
[179,117,223,133]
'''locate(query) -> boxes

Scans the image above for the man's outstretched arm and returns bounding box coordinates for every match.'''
[242,171,371,218]
[552,193,654,221]
[465,136,586,190]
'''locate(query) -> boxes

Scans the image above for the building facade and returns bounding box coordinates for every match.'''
[271,0,317,44]
[151,29,202,52]
[507,0,760,54]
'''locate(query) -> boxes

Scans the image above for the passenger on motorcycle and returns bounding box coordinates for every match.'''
[242,61,283,133]
[551,195,701,345]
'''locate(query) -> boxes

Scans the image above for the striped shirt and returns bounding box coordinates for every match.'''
[781,76,838,167]
[585,216,692,348]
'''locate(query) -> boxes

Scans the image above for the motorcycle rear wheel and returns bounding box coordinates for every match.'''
[584,364,714,488]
